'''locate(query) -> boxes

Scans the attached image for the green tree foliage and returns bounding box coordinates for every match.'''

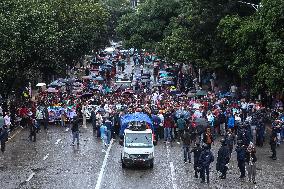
[99,0,133,40]
[158,0,239,67]
[218,0,284,93]
[0,0,109,97]
[116,0,283,94]
[116,0,180,50]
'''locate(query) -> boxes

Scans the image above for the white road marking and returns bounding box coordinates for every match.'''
[8,128,23,141]
[166,144,178,189]
[170,162,178,189]
[55,139,61,145]
[43,154,49,161]
[95,139,114,189]
[26,172,35,182]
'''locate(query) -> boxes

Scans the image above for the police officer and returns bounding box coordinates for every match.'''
[190,142,202,178]
[270,127,277,160]
[216,138,230,179]
[224,128,236,156]
[198,144,214,183]
[235,141,246,178]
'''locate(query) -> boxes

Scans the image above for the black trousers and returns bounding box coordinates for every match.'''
[200,165,210,182]
[271,144,276,158]
[238,161,246,177]
[220,165,228,176]
[1,141,6,152]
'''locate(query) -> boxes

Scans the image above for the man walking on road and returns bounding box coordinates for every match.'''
[216,138,230,179]
[0,125,9,153]
[71,116,80,146]
[182,128,191,163]
[100,122,108,152]
[91,107,96,133]
[43,105,49,130]
[270,127,277,160]
[235,141,246,178]
[199,144,214,183]
[191,142,202,178]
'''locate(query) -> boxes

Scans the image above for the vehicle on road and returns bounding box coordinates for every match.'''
[119,113,157,169]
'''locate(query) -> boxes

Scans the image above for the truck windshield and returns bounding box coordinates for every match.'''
[125,133,153,148]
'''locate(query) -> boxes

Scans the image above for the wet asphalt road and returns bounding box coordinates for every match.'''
[1,62,284,189]
[0,123,284,189]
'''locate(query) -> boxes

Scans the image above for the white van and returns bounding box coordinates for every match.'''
[120,126,155,169]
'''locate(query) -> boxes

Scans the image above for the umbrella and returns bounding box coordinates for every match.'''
[47,88,58,93]
[122,89,135,95]
[104,47,115,53]
[93,76,104,81]
[196,90,207,96]
[141,75,150,79]
[36,83,46,87]
[114,84,129,92]
[160,73,169,77]
[164,81,175,85]
[153,83,162,87]
[80,92,93,98]
[82,76,91,80]
[175,109,190,119]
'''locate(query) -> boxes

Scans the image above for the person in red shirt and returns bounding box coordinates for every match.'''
[19,106,29,127]
[164,113,175,143]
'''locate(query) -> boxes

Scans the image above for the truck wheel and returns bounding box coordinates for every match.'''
[122,162,126,169]
[149,162,154,169]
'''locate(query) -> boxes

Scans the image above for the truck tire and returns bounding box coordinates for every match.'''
[122,162,126,169]
[149,162,154,169]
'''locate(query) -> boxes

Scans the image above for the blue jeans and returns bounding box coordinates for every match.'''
[164,128,171,142]
[72,131,79,144]
[107,130,111,144]
[101,135,108,150]
[183,145,191,162]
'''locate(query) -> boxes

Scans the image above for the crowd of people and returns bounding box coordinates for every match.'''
[0,48,283,185]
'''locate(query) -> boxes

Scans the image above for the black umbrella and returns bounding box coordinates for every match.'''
[93,76,104,81]
[80,93,93,98]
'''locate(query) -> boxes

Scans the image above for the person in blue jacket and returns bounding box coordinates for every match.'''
[227,114,235,130]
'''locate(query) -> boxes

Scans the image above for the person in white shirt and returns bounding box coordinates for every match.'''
[4,112,11,129]
[157,111,164,140]
[81,103,87,128]
[241,101,248,122]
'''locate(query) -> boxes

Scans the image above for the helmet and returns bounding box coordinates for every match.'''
[220,138,226,145]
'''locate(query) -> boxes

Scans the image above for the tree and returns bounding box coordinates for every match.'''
[116,0,180,50]
[218,0,284,93]
[99,0,133,40]
[0,0,109,97]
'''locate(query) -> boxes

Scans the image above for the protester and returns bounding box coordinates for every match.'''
[198,144,214,183]
[216,138,230,179]
[235,141,246,178]
[71,116,80,146]
[182,128,191,163]
[245,143,257,184]
[191,142,202,178]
